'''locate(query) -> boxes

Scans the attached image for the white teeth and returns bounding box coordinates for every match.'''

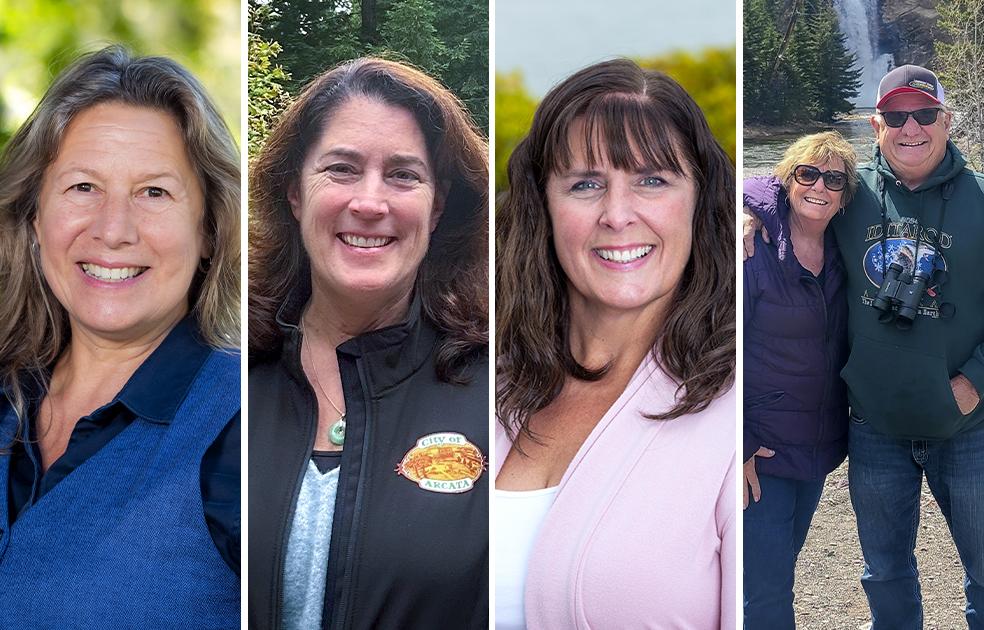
[804,197,828,205]
[340,234,392,248]
[594,245,654,263]
[81,263,147,282]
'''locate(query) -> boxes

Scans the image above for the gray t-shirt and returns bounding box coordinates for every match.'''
[282,454,341,630]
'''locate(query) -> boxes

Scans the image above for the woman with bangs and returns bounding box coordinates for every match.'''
[495,58,736,629]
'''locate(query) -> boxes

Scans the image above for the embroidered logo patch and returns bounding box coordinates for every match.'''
[396,432,486,493]
[908,79,934,92]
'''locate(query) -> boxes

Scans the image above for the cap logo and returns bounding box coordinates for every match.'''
[908,79,934,92]
[396,432,486,493]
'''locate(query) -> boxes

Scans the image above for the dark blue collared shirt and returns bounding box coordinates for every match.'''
[6,317,240,574]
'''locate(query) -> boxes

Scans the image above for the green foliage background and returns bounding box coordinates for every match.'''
[0,0,241,149]
[247,0,489,159]
[495,48,737,194]
[936,0,984,171]
[743,0,860,124]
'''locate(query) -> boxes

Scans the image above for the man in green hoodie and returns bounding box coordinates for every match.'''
[745,65,984,629]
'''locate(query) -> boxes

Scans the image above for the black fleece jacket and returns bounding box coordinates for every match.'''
[248,287,489,630]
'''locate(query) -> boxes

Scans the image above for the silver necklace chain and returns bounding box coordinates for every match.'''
[300,323,346,446]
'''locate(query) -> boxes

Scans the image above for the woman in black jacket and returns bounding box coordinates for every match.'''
[247,58,489,630]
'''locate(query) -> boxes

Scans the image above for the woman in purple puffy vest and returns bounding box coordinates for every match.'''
[743,131,857,629]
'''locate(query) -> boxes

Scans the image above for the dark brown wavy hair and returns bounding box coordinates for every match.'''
[249,57,488,380]
[496,58,735,439]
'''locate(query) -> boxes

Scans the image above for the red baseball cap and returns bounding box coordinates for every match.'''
[876,64,945,109]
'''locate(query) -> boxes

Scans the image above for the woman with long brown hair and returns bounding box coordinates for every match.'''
[248,58,488,630]
[495,58,736,628]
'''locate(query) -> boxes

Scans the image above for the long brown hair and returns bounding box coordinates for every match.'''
[496,58,735,439]
[249,57,488,380]
[0,46,240,421]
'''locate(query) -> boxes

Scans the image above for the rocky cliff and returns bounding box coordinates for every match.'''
[879,0,939,67]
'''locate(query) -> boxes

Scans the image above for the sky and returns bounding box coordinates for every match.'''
[496,0,737,95]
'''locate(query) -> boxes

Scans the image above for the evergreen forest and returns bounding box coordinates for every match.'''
[743,0,861,124]
[248,0,488,158]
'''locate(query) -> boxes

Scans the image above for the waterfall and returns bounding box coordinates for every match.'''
[832,0,894,106]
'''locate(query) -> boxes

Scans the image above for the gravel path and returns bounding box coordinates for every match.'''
[792,461,968,629]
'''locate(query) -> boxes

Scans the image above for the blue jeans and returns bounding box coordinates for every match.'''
[849,415,984,630]
[743,473,826,629]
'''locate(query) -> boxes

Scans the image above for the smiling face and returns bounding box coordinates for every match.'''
[35,102,206,343]
[787,158,847,226]
[872,92,951,189]
[545,125,697,318]
[289,96,441,306]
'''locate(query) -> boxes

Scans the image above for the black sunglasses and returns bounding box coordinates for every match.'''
[880,107,942,128]
[793,165,848,192]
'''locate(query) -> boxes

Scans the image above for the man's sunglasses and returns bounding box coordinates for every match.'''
[880,107,943,128]
[793,165,848,192]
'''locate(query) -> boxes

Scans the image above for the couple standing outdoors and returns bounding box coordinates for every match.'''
[744,63,984,629]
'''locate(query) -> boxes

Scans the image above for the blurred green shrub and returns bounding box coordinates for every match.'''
[495,47,736,194]
[0,0,240,149]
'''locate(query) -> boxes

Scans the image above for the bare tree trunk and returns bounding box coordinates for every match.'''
[937,0,984,170]
[770,0,803,82]
[361,0,378,44]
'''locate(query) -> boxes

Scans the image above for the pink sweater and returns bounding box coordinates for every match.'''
[495,355,736,629]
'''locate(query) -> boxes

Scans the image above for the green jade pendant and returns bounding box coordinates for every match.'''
[329,415,346,446]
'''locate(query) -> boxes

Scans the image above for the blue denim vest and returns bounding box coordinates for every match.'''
[0,350,240,628]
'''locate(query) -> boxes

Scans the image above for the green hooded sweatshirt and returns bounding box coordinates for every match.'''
[831,141,984,439]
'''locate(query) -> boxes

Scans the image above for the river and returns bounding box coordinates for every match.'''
[742,110,878,178]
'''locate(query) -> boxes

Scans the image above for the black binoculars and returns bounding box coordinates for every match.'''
[872,262,932,328]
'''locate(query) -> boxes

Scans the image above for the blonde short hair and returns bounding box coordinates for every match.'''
[774,131,859,204]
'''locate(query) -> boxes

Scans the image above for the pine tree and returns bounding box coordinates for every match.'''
[261,0,362,91]
[744,0,860,123]
[431,0,489,131]
[743,0,782,122]
[379,0,447,73]
[807,1,861,120]
[247,0,488,133]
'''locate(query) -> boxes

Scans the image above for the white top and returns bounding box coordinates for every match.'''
[495,357,737,629]
[494,486,560,630]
